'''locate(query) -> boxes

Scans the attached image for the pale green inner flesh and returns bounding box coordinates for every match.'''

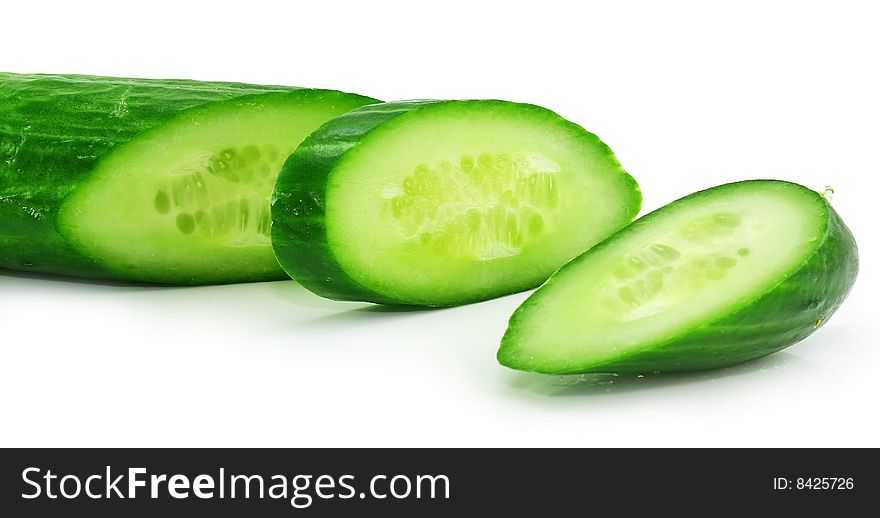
[326,107,637,303]
[386,151,559,260]
[60,93,362,283]
[152,143,279,244]
[510,184,822,369]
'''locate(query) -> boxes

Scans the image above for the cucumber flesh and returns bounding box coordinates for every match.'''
[272,100,641,306]
[498,180,858,374]
[58,92,370,283]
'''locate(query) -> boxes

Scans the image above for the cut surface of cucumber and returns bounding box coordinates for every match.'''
[498,180,858,374]
[0,73,378,283]
[271,100,641,306]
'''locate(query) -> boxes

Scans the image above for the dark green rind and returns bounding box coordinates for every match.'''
[498,180,859,374]
[270,100,640,306]
[0,72,378,281]
[271,101,429,304]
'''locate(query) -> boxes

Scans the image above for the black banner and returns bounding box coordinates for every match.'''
[1,448,874,515]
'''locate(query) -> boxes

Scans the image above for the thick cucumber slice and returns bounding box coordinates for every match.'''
[498,180,858,374]
[0,73,378,283]
[271,100,641,306]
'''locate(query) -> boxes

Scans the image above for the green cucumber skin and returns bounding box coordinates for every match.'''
[498,181,859,374]
[0,72,377,281]
[271,101,436,305]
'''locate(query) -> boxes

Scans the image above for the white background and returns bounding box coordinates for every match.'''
[1,1,877,447]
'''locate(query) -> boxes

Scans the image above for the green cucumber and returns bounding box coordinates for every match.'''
[0,72,378,283]
[271,100,641,306]
[498,180,858,374]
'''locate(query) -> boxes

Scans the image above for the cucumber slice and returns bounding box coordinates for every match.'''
[498,180,858,374]
[271,100,641,306]
[0,73,378,283]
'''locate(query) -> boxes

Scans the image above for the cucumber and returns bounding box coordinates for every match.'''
[271,100,641,306]
[0,73,378,283]
[498,180,858,374]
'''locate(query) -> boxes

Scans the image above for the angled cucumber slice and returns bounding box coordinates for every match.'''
[0,73,378,283]
[498,180,858,374]
[271,100,641,306]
